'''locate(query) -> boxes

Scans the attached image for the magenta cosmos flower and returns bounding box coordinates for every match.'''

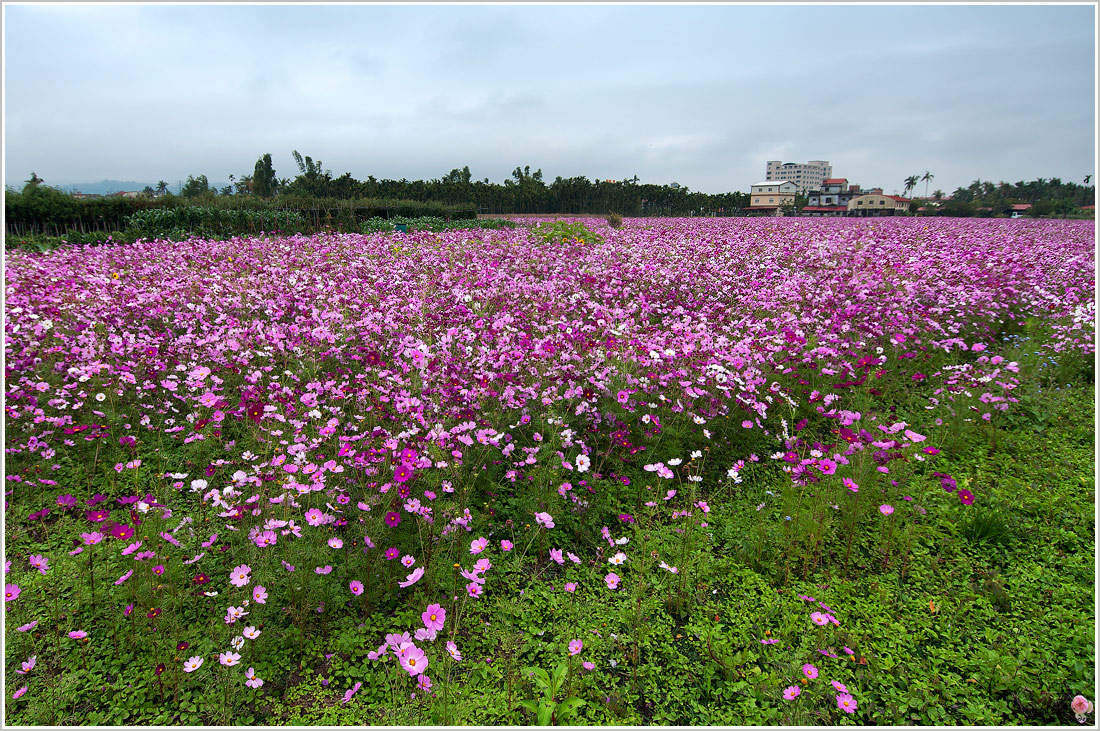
[350,580,364,596]
[422,603,446,631]
[5,584,21,602]
[802,663,818,680]
[783,686,801,700]
[469,537,489,554]
[836,693,858,713]
[68,630,88,639]
[879,504,894,516]
[384,512,401,527]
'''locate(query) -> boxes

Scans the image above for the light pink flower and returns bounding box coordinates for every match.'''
[398,567,424,588]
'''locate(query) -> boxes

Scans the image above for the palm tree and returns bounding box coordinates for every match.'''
[904,175,919,198]
[921,171,935,198]
[155,180,169,196]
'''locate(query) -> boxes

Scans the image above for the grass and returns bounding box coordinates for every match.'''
[4,378,1092,726]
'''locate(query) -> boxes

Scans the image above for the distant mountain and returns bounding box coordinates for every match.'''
[56,180,229,195]
[56,180,154,195]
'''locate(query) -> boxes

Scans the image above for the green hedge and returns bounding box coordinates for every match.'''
[5,188,478,238]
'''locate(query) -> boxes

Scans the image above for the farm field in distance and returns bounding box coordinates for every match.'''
[3,216,1095,726]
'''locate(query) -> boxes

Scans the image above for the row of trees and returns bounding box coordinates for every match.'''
[935,177,1094,217]
[171,153,750,216]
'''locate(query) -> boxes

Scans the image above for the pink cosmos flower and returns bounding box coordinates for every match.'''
[549,548,564,564]
[350,580,364,596]
[422,603,446,631]
[242,626,260,639]
[1071,695,1093,716]
[328,537,343,549]
[401,554,416,568]
[836,693,858,713]
[604,573,621,590]
[114,569,134,585]
[535,511,555,529]
[384,547,399,560]
[399,644,429,676]
[811,612,829,626]
[315,565,333,575]
[831,680,849,693]
[81,531,105,545]
[446,641,462,661]
[252,585,268,604]
[802,663,818,680]
[568,639,583,656]
[68,630,88,639]
[229,564,251,587]
[470,537,489,554]
[879,504,894,516]
[16,620,38,632]
[582,661,595,670]
[183,656,204,672]
[398,567,424,587]
[342,681,362,704]
[12,686,27,699]
[564,582,577,593]
[254,530,277,547]
[501,540,513,552]
[5,584,22,602]
[28,555,49,575]
[417,674,432,691]
[16,656,36,674]
[783,686,801,700]
[466,582,483,597]
[219,651,242,666]
[843,478,859,493]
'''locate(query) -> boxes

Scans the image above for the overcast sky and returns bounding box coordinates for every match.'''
[3,3,1096,195]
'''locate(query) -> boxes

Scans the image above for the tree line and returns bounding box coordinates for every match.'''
[935,177,1095,217]
[171,153,752,217]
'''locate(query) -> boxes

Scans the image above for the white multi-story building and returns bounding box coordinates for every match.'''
[765,160,832,193]
[745,181,798,216]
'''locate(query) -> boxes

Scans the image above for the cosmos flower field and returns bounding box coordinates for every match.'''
[3,217,1095,725]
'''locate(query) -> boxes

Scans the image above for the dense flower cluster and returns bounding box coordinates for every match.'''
[2,218,1092,711]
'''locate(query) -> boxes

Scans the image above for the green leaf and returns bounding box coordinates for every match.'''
[536,701,555,726]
